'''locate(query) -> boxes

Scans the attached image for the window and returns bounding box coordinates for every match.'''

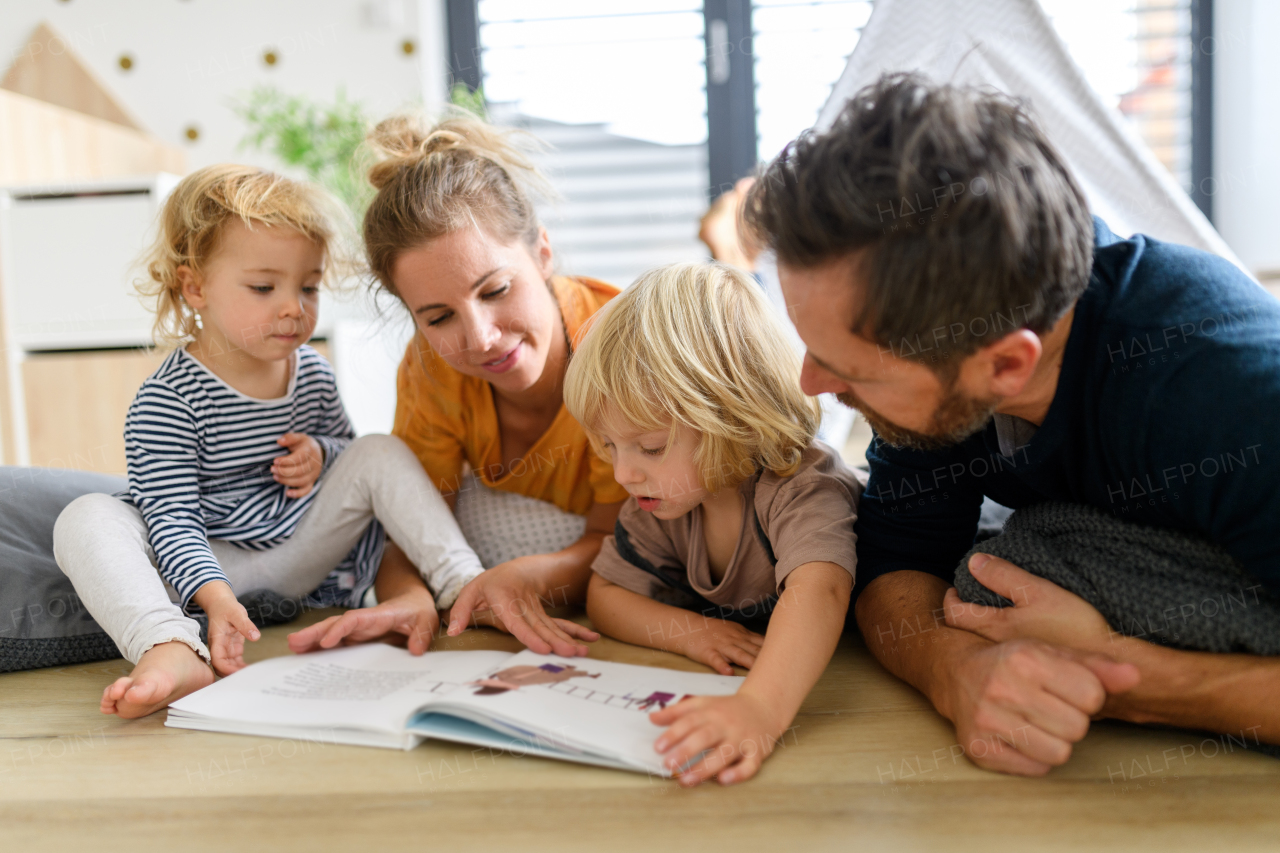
[753,0,872,162]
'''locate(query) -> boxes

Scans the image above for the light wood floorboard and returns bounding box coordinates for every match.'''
[2,608,1277,851]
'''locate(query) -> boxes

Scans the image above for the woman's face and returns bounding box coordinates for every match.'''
[392,226,559,395]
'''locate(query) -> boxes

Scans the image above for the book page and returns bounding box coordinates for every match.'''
[168,646,513,737]
[429,651,744,774]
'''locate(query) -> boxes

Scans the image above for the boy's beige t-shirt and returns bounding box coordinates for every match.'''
[591,442,864,621]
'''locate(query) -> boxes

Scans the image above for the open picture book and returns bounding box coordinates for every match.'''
[166,644,744,776]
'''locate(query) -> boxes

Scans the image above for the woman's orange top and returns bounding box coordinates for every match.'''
[391,275,629,516]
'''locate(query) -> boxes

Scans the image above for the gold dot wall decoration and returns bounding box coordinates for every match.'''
[401,40,416,55]
[262,49,278,66]
[118,54,134,71]
[184,125,200,142]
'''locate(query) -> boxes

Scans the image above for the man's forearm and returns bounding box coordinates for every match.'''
[853,571,992,721]
[1105,636,1280,744]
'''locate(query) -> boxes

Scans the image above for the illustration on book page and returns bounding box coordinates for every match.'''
[470,663,600,695]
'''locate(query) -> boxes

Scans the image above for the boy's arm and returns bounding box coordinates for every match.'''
[649,561,850,784]
[737,561,851,726]
[586,572,763,673]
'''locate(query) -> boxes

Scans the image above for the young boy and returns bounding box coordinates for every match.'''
[564,262,863,786]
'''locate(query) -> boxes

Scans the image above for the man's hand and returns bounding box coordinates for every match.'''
[446,557,600,656]
[273,433,324,498]
[940,638,1141,775]
[944,553,1115,653]
[192,580,261,675]
[651,692,782,786]
[679,618,765,675]
[287,591,440,656]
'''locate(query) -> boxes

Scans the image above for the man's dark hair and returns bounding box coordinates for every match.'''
[743,72,1094,370]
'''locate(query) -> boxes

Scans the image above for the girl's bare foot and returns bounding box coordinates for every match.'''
[101,641,214,718]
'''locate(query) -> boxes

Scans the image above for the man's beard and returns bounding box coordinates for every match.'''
[837,384,998,452]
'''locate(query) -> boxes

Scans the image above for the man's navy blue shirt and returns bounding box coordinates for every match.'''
[854,219,1280,598]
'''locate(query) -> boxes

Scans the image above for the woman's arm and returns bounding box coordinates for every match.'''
[586,573,764,674]
[445,499,625,655]
[649,561,852,785]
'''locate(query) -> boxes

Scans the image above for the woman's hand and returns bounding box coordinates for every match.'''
[288,589,440,655]
[651,691,783,786]
[446,556,599,656]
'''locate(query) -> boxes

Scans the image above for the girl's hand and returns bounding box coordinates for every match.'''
[193,581,261,675]
[273,433,324,498]
[287,591,440,656]
[651,691,784,786]
[680,619,764,675]
[446,557,599,656]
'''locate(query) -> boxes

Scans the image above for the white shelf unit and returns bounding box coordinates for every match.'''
[0,174,180,464]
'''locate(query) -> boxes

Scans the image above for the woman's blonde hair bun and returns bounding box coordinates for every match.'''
[362,110,556,297]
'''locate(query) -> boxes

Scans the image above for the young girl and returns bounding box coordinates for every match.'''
[54,165,485,718]
[564,262,864,786]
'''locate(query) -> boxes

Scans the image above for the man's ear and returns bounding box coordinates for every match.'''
[177,265,205,310]
[970,329,1043,398]
[531,227,554,279]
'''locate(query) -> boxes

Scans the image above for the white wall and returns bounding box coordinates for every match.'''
[1,0,445,172]
[1214,0,1280,277]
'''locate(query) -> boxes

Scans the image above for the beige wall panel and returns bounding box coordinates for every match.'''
[0,89,184,186]
[2,23,143,131]
[21,340,332,474]
[22,348,168,474]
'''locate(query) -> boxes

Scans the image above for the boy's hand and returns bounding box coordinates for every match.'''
[651,691,783,786]
[288,591,440,656]
[680,618,764,675]
[273,433,323,498]
[193,581,260,675]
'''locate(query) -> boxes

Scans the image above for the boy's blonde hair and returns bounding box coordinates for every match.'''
[138,164,352,347]
[564,262,821,493]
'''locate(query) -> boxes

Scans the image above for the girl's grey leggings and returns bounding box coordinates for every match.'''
[52,434,483,664]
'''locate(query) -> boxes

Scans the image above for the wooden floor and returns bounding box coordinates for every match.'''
[3,610,1278,852]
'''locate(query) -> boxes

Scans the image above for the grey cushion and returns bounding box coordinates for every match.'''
[955,501,1280,758]
[0,466,126,671]
[0,467,317,673]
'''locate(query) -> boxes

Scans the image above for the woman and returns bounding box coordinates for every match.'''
[293,114,627,658]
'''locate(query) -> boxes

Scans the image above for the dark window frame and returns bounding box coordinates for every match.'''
[1190,0,1214,222]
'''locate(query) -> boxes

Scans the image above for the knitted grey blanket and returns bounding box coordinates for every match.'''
[954,502,1280,757]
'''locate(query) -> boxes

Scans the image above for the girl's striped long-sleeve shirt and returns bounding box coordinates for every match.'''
[122,345,382,610]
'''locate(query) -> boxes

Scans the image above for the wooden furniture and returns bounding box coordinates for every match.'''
[1,611,1277,851]
[0,23,186,471]
[16,340,330,475]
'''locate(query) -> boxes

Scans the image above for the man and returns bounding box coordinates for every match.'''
[742,73,1280,775]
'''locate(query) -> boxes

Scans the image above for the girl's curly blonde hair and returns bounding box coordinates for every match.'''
[137,164,353,347]
[564,262,822,494]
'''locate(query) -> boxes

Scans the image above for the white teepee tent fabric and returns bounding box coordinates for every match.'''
[816,0,1248,273]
